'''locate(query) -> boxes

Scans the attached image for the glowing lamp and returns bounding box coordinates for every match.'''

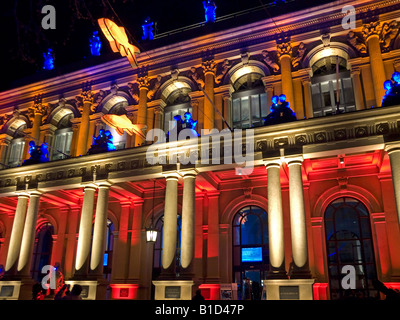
[146,225,158,243]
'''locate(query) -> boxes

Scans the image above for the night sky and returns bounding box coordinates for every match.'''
[0,0,335,91]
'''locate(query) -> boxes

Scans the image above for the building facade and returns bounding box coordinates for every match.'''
[1,0,400,300]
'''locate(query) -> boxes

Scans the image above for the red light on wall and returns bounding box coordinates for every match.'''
[198,284,221,300]
[110,284,139,300]
[313,283,329,300]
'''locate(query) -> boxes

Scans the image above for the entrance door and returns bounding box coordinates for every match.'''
[324,197,379,299]
[232,206,269,300]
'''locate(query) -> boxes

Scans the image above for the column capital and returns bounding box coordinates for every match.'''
[96,180,112,188]
[27,190,42,197]
[137,75,151,91]
[362,20,382,42]
[264,158,282,168]
[286,156,304,166]
[163,171,180,180]
[180,169,198,178]
[15,191,30,199]
[81,182,97,190]
[202,59,217,76]
[385,143,400,154]
[276,41,293,60]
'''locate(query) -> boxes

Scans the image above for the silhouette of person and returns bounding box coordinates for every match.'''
[62,284,83,300]
[373,279,400,300]
[193,289,205,301]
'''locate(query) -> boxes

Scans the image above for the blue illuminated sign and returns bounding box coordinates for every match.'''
[241,247,262,262]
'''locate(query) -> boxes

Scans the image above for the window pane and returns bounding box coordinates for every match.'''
[241,97,249,121]
[233,99,240,122]
[251,95,260,120]
[260,93,268,117]
[241,214,262,245]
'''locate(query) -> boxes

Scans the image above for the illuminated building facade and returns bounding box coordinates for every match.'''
[1,0,400,300]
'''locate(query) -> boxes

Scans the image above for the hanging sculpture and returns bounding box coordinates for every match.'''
[101,114,147,139]
[98,18,140,68]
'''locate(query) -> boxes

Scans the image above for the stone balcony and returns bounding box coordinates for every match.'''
[0,104,399,196]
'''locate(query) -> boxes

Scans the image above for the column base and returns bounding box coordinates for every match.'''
[110,283,139,300]
[152,280,194,300]
[64,279,108,300]
[265,279,315,300]
[0,278,36,300]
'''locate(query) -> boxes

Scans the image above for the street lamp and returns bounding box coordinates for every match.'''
[146,180,158,243]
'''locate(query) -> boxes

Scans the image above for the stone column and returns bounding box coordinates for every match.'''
[300,76,313,119]
[90,182,111,276]
[277,41,295,113]
[180,170,197,276]
[76,90,94,156]
[206,192,220,282]
[265,161,287,278]
[154,103,165,131]
[287,157,311,278]
[351,68,366,111]
[135,76,150,146]
[23,102,47,160]
[4,193,29,276]
[74,184,96,278]
[0,134,12,169]
[17,191,41,277]
[202,60,217,131]
[222,94,232,130]
[160,172,180,278]
[386,145,400,227]
[363,21,386,107]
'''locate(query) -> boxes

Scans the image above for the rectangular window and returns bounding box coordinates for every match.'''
[8,138,25,167]
[312,75,356,117]
[232,91,267,129]
[53,129,73,160]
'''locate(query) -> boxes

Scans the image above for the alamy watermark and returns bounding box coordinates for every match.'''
[41,5,56,30]
[342,5,356,30]
[145,124,255,175]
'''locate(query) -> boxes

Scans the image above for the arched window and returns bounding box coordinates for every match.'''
[52,111,74,160]
[31,223,54,282]
[7,118,27,167]
[104,99,129,150]
[232,206,269,299]
[152,214,182,279]
[162,81,192,132]
[231,67,268,129]
[311,56,355,117]
[324,197,378,300]
[103,219,114,281]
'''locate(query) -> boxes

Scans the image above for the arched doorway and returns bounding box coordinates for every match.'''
[232,205,269,300]
[31,223,54,282]
[324,197,379,299]
[152,214,182,278]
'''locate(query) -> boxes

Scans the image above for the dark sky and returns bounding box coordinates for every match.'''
[0,0,335,91]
